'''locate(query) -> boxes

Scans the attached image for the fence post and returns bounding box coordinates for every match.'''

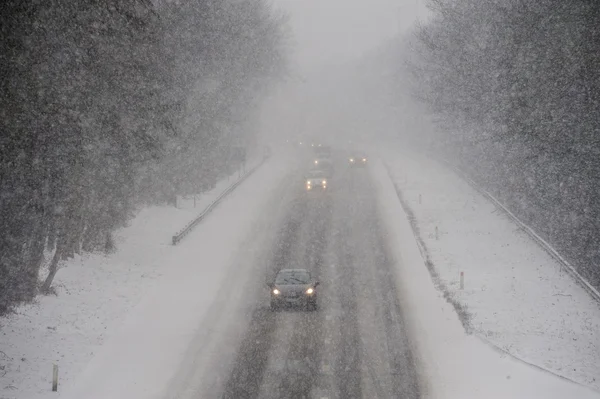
[52,364,58,392]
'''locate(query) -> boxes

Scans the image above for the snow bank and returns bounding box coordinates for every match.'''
[370,152,600,398]
[0,154,288,399]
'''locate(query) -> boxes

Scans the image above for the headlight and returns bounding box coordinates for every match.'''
[314,160,318,164]
[322,180,327,184]
[272,289,280,295]
[349,158,354,162]
[305,288,314,295]
[306,180,311,185]
[362,158,367,162]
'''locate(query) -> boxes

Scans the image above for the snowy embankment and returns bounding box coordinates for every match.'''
[371,146,600,397]
[0,154,289,399]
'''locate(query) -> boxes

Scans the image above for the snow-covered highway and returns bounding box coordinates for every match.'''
[3,149,599,399]
[168,154,420,398]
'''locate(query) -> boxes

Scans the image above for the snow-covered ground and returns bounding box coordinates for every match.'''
[3,143,599,399]
[0,154,288,399]
[373,146,600,396]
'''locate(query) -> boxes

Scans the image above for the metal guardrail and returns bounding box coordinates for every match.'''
[171,157,267,245]
[439,158,600,303]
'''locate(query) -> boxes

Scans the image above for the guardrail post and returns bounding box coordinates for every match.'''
[52,364,58,392]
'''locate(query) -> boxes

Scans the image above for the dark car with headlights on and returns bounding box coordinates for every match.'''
[304,170,328,191]
[268,269,319,311]
[349,153,368,167]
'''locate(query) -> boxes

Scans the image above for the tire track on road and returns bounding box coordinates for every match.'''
[331,170,364,398]
[221,195,307,399]
[270,196,333,398]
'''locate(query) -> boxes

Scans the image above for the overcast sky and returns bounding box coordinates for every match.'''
[274,0,429,72]
[260,0,430,144]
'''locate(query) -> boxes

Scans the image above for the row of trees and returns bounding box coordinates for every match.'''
[0,0,288,313]
[400,0,600,287]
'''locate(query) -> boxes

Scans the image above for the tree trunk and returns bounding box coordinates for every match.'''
[41,237,63,294]
[104,231,115,254]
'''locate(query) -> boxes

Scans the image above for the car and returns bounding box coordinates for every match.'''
[314,145,332,157]
[349,153,368,167]
[304,170,328,191]
[268,269,320,311]
[312,157,334,176]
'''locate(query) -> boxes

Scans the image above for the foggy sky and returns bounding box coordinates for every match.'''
[259,0,430,145]
[275,0,429,72]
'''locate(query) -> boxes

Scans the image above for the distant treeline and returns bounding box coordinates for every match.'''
[402,1,600,288]
[0,0,288,313]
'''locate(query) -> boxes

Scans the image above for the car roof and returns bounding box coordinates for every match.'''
[277,268,310,274]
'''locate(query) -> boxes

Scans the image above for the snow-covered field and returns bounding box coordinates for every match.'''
[376,146,600,394]
[0,154,287,399]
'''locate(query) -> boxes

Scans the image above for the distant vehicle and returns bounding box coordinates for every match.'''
[349,153,368,167]
[314,145,331,157]
[304,170,328,191]
[312,157,334,176]
[268,269,319,311]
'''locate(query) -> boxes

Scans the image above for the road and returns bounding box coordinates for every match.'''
[169,156,421,399]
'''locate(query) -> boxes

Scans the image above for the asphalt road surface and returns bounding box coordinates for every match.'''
[169,157,421,399]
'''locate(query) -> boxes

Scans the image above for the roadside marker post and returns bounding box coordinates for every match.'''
[460,271,464,290]
[52,364,58,392]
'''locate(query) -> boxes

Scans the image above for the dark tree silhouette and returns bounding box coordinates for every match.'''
[0,0,288,312]
[397,0,600,288]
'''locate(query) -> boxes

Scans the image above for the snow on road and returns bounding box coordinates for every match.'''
[371,149,600,398]
[4,144,599,399]
[0,154,290,399]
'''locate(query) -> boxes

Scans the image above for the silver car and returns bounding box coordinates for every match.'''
[268,269,320,311]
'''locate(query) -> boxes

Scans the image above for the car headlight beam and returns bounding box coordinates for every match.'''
[305,288,314,295]
[272,289,280,295]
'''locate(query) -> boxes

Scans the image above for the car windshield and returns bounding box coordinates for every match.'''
[275,271,310,285]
